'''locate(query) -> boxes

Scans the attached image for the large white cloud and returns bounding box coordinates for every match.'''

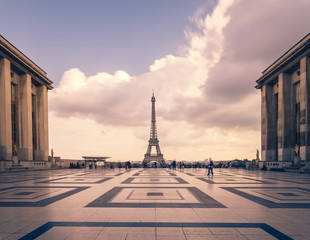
[49,0,310,161]
[50,0,232,127]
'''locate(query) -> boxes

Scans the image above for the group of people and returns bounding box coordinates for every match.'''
[166,159,215,175]
[167,160,180,170]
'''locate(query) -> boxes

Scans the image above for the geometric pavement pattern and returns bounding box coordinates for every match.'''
[0,167,309,239]
[0,186,89,207]
[20,222,292,240]
[222,186,310,208]
[85,186,226,208]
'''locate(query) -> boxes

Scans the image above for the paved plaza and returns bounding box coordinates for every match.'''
[0,168,310,239]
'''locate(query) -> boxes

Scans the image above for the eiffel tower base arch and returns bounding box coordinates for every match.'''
[142,155,166,167]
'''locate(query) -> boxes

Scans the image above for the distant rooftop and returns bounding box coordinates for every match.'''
[82,156,110,161]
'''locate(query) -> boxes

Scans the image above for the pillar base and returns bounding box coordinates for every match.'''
[278,148,295,162]
[265,150,275,161]
[0,146,12,161]
[18,148,33,161]
[35,150,48,161]
[300,146,310,162]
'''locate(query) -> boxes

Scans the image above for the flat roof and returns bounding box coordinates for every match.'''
[255,33,310,89]
[0,35,53,89]
[82,156,110,161]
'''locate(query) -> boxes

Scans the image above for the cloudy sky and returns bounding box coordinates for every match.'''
[1,0,309,161]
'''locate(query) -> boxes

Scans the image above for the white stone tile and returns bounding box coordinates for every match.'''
[183,227,212,235]
[156,227,186,240]
[209,227,239,235]
[213,235,247,240]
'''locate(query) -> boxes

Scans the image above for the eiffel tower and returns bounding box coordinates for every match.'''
[142,92,166,167]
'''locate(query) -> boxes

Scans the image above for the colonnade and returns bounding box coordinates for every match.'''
[260,56,310,163]
[0,52,51,169]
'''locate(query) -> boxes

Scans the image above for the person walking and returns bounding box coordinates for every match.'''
[208,158,214,176]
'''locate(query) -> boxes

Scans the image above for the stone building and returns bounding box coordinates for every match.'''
[0,35,53,170]
[256,33,310,168]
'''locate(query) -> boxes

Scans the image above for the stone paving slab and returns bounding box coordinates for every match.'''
[0,168,309,239]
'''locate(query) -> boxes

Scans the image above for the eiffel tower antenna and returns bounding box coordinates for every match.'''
[142,91,166,167]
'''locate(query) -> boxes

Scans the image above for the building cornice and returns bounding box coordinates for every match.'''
[255,33,310,89]
[0,35,53,89]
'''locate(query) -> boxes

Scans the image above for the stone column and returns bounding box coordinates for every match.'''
[0,58,12,161]
[300,56,310,162]
[261,85,267,162]
[19,74,33,161]
[278,72,294,162]
[37,85,48,161]
[261,83,274,161]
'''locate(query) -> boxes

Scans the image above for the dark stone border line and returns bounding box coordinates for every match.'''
[0,186,89,207]
[185,173,245,177]
[133,172,177,176]
[19,221,293,240]
[251,189,310,201]
[0,176,46,183]
[76,172,125,177]
[198,177,274,184]
[266,178,310,184]
[121,177,188,184]
[39,177,112,184]
[115,172,125,176]
[85,186,226,208]
[128,176,178,179]
[126,189,185,201]
[222,187,310,208]
[185,173,195,176]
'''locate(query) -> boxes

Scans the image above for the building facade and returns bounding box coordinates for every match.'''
[0,35,53,170]
[256,33,310,168]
